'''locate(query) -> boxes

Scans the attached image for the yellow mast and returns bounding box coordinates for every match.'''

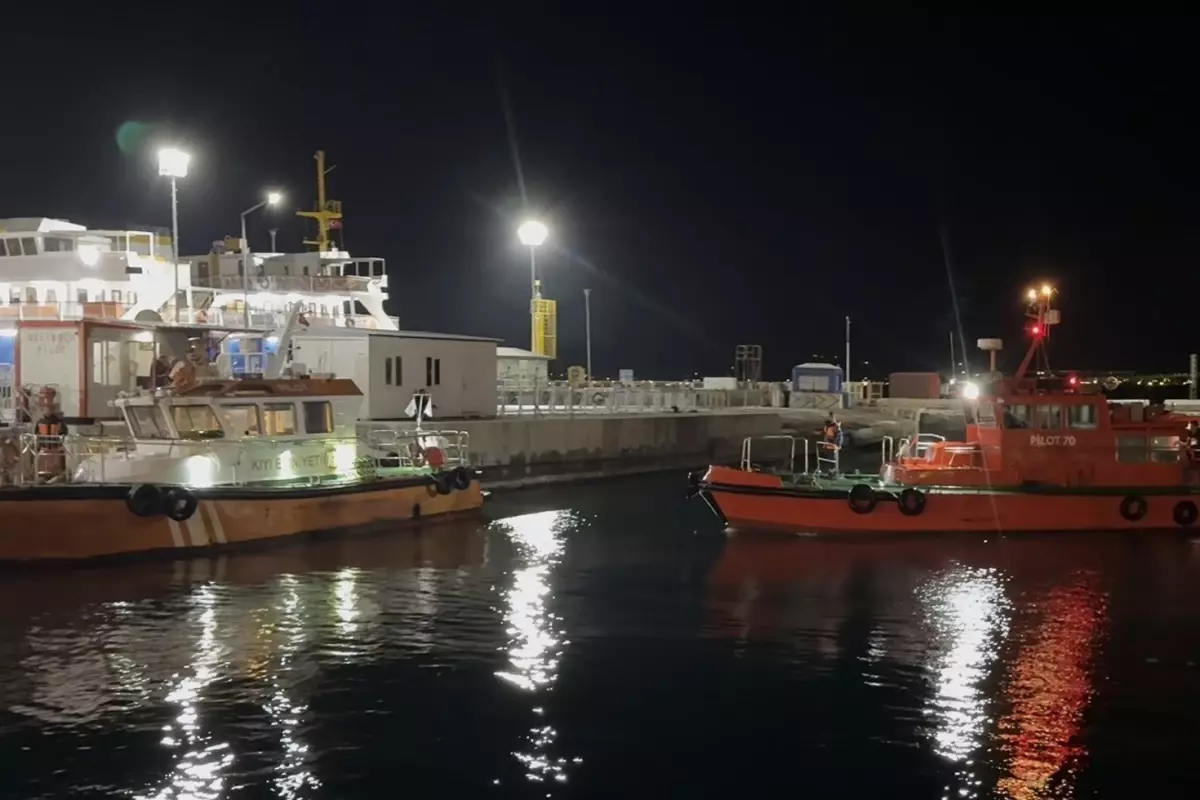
[296,150,343,252]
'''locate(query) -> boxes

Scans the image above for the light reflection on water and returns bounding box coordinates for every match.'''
[917,566,1011,800]
[0,484,1197,798]
[138,583,234,800]
[491,509,578,788]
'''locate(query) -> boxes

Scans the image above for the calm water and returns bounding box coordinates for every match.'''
[1,474,1199,798]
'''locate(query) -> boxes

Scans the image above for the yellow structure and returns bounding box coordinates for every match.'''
[296,150,343,252]
[531,279,557,359]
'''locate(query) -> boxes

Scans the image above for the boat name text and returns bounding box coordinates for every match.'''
[1029,434,1077,447]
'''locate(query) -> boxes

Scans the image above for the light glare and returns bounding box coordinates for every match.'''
[158,147,190,178]
[962,381,981,400]
[517,220,549,247]
[267,191,283,206]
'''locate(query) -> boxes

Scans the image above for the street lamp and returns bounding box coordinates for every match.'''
[158,147,190,323]
[517,220,549,352]
[241,191,284,328]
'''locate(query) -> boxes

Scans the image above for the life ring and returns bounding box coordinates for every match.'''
[1173,500,1198,527]
[126,484,163,517]
[847,483,877,514]
[898,488,927,517]
[1119,495,1148,522]
[592,392,606,405]
[451,466,472,491]
[164,487,198,522]
[257,277,270,290]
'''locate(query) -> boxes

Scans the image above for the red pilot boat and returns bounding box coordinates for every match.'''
[694,286,1200,534]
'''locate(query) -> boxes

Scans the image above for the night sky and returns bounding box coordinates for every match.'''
[3,13,1196,380]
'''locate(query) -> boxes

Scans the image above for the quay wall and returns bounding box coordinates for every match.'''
[361,412,783,488]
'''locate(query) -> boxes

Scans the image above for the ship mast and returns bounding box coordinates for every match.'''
[1014,284,1058,382]
[296,150,343,252]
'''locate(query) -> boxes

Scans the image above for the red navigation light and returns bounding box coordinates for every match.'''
[1030,324,1042,336]
[1068,375,1079,387]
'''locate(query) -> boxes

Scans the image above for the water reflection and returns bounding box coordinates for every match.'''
[995,575,1105,800]
[917,566,1011,799]
[492,510,575,787]
[266,573,320,799]
[139,583,234,800]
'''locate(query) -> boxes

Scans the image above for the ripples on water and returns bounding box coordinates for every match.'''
[1,474,1198,797]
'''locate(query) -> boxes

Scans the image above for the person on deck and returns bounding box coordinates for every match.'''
[820,415,844,474]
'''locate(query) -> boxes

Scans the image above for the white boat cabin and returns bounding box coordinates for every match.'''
[74,378,367,487]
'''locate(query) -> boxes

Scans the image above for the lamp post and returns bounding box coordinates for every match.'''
[517,220,549,353]
[241,191,283,328]
[157,147,190,323]
[584,288,593,384]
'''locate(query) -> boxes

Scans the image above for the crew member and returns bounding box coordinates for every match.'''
[1186,420,1200,460]
[34,387,68,481]
[820,414,844,473]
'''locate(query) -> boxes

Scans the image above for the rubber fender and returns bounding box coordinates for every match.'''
[434,472,453,495]
[847,483,877,514]
[164,487,199,522]
[1119,495,1148,522]
[126,484,164,518]
[1173,500,1198,527]
[451,466,473,491]
[897,488,927,517]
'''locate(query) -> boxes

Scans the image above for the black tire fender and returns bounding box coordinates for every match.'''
[847,483,877,514]
[898,488,927,517]
[1173,500,1198,527]
[451,466,473,491]
[434,472,453,495]
[1119,495,1148,522]
[126,484,164,517]
[164,487,198,522]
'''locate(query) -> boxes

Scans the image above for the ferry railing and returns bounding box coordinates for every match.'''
[0,430,471,489]
[881,435,895,464]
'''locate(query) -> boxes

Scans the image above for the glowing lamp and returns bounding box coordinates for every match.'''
[1031,324,1042,336]
[961,382,981,400]
[157,147,190,179]
[517,220,549,247]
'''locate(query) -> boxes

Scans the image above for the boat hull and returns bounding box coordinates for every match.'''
[0,476,483,561]
[699,466,1200,534]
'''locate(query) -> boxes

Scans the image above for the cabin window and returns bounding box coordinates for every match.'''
[24,288,37,303]
[1151,436,1181,463]
[394,356,402,386]
[1036,405,1063,429]
[237,259,245,277]
[9,287,20,304]
[973,402,997,427]
[5,239,22,256]
[303,401,334,434]
[128,291,138,305]
[128,406,172,439]
[385,357,393,385]
[0,239,7,256]
[91,341,122,386]
[1003,404,1031,428]
[77,289,88,304]
[172,405,224,439]
[1068,403,1099,430]
[1116,435,1147,463]
[426,357,441,386]
[21,238,37,255]
[219,404,261,436]
[45,289,57,303]
[264,403,296,435]
[111,289,122,304]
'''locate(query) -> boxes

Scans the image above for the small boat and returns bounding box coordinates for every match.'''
[692,287,1200,534]
[0,376,482,561]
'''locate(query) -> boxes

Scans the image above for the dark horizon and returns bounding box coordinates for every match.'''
[3,12,1196,380]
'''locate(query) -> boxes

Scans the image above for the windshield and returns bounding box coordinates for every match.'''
[171,405,225,439]
[128,405,172,439]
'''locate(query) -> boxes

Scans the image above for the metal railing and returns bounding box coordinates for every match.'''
[190,275,375,293]
[739,434,806,474]
[0,429,471,488]
[497,382,778,416]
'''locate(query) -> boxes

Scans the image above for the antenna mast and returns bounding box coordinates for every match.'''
[296,150,343,252]
[1014,284,1058,382]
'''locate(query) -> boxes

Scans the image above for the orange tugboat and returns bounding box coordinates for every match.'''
[693,286,1200,534]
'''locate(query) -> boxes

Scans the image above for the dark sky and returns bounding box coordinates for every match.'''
[3,12,1196,380]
